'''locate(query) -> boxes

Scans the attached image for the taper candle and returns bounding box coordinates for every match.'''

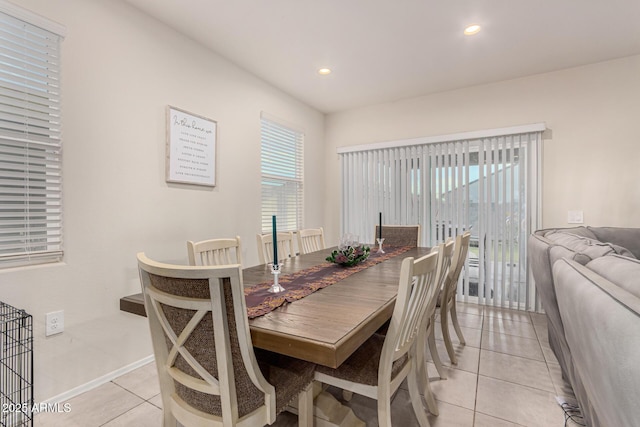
[272,215,278,266]
[379,212,382,240]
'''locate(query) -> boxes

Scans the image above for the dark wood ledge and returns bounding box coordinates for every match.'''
[120,293,146,317]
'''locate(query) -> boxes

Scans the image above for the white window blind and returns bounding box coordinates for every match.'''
[260,116,304,233]
[0,5,64,268]
[339,125,543,311]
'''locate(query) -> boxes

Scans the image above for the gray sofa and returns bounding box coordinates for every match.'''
[528,226,640,427]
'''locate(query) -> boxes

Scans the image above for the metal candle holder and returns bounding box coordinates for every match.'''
[376,238,385,254]
[268,263,285,293]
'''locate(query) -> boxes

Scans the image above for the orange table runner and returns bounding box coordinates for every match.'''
[245,246,412,318]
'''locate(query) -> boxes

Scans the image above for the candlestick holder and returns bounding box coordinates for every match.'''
[376,238,385,254]
[268,263,285,293]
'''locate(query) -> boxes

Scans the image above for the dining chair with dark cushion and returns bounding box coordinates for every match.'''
[256,232,295,265]
[314,251,440,427]
[374,225,422,247]
[296,227,326,255]
[187,236,243,267]
[137,253,314,426]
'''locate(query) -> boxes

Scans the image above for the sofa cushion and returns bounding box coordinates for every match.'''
[588,226,640,259]
[606,243,636,258]
[536,226,597,240]
[586,255,640,299]
[549,243,592,265]
[545,231,635,261]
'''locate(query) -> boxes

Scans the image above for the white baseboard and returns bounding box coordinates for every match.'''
[42,355,155,405]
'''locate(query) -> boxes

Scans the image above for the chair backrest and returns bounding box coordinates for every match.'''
[256,232,295,265]
[382,251,439,367]
[187,236,243,266]
[297,227,326,255]
[137,253,277,426]
[431,239,455,310]
[374,225,421,247]
[445,232,471,298]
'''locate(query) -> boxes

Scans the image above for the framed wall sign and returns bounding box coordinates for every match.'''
[166,106,217,187]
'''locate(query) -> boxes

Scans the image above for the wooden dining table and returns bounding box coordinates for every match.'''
[120,245,432,426]
[121,246,432,368]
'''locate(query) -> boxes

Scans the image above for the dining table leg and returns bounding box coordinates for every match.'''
[287,381,366,427]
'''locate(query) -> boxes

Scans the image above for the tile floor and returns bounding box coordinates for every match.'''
[34,303,583,427]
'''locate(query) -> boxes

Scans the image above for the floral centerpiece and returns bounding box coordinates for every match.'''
[326,244,370,267]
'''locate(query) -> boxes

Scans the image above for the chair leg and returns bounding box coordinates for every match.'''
[422,370,439,417]
[297,382,314,427]
[377,382,393,427]
[415,322,428,394]
[408,363,433,426]
[163,410,177,427]
[450,299,466,346]
[428,317,447,379]
[440,302,457,365]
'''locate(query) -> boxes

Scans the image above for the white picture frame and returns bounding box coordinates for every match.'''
[166,106,217,187]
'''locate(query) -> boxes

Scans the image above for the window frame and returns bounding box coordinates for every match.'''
[0,1,66,269]
[259,114,304,234]
[337,124,544,311]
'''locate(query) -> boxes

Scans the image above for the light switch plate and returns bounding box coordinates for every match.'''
[567,210,584,224]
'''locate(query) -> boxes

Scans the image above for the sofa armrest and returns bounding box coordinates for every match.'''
[528,234,574,381]
[553,259,640,427]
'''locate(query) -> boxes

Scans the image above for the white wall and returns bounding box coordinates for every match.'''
[3,0,639,404]
[1,0,325,401]
[324,55,640,241]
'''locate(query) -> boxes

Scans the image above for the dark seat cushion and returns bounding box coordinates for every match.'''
[255,349,316,414]
[315,333,407,386]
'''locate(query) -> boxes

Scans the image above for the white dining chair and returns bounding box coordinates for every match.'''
[314,251,440,427]
[137,253,314,427]
[297,227,326,255]
[425,238,455,380]
[187,236,243,266]
[256,232,295,265]
[439,232,471,364]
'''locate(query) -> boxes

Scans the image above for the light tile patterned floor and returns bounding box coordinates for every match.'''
[35,303,582,427]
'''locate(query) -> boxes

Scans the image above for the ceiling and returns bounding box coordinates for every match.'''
[124,0,640,114]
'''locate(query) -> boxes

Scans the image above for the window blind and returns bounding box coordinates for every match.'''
[0,7,63,268]
[260,116,304,233]
[339,127,543,311]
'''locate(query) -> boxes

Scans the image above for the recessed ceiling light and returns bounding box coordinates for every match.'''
[464,24,481,36]
[318,68,332,75]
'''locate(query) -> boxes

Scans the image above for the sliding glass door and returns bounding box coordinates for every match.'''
[339,127,542,311]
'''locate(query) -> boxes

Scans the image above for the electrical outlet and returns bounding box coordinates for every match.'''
[45,310,64,336]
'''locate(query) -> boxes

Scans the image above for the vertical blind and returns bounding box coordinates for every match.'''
[260,115,304,233]
[339,126,543,311]
[0,6,64,268]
